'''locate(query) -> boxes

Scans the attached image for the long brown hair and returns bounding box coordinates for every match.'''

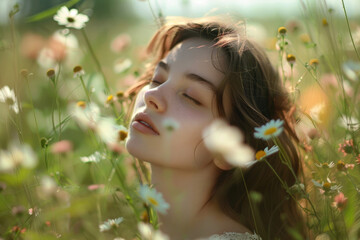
[127,17,306,239]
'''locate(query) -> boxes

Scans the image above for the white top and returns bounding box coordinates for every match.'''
[207,232,262,240]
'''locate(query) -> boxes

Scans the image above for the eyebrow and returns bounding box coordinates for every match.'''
[156,60,217,92]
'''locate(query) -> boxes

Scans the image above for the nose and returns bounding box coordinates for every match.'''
[144,87,166,113]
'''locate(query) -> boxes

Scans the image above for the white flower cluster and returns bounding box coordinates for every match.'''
[0,144,37,172]
[0,86,19,114]
[99,217,123,232]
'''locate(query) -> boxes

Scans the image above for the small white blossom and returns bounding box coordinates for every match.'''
[53,6,89,29]
[114,58,132,74]
[254,119,284,140]
[139,185,169,214]
[0,86,19,114]
[99,217,123,232]
[162,117,180,132]
[80,151,106,163]
[138,222,169,240]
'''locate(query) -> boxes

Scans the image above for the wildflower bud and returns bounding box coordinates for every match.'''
[336,160,345,171]
[76,101,86,109]
[128,92,136,100]
[286,54,296,65]
[106,94,114,104]
[322,18,328,26]
[46,68,55,83]
[73,65,85,77]
[20,69,29,78]
[308,128,320,139]
[140,210,149,223]
[40,137,49,149]
[309,59,319,67]
[278,27,287,36]
[116,91,124,99]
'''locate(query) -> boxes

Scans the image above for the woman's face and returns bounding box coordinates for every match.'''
[126,37,228,170]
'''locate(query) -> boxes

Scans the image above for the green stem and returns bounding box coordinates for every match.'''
[341,0,360,61]
[79,75,91,102]
[81,29,110,93]
[25,75,41,144]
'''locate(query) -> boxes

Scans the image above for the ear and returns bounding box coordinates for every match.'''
[213,157,234,171]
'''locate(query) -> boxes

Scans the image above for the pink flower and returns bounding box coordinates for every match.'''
[356,154,360,165]
[338,139,354,156]
[110,34,131,53]
[333,192,348,211]
[88,184,105,191]
[51,140,73,154]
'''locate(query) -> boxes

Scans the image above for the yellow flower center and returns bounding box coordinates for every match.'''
[118,130,128,141]
[278,27,287,35]
[77,101,86,108]
[337,160,345,171]
[148,197,158,206]
[256,150,266,160]
[106,95,114,104]
[323,182,331,191]
[264,127,277,136]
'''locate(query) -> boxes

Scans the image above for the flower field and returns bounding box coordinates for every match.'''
[0,0,359,239]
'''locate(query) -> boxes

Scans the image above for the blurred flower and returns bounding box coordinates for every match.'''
[356,154,360,164]
[322,18,328,26]
[28,207,41,216]
[99,217,123,232]
[162,117,180,132]
[138,222,169,240]
[300,33,311,44]
[0,85,19,114]
[80,151,106,163]
[110,34,131,53]
[309,103,325,123]
[88,184,105,191]
[53,6,89,29]
[139,185,169,214]
[0,144,37,172]
[332,192,348,211]
[338,116,359,131]
[203,119,255,168]
[114,58,132,74]
[71,102,100,130]
[255,145,279,161]
[338,139,353,156]
[336,160,346,171]
[97,118,119,144]
[20,33,46,59]
[12,205,25,216]
[106,94,114,104]
[309,58,319,67]
[315,161,335,169]
[254,119,284,140]
[278,26,287,36]
[286,20,300,32]
[37,176,57,198]
[73,65,85,77]
[342,60,360,82]
[288,182,305,197]
[315,233,330,240]
[77,101,86,109]
[51,140,73,154]
[307,128,320,140]
[11,226,26,234]
[286,54,296,65]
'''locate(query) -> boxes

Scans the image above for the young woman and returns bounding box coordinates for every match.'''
[125,17,306,240]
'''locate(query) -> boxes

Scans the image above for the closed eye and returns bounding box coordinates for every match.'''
[149,80,162,87]
[183,93,201,105]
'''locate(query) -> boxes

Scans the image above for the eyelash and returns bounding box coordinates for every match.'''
[149,79,201,106]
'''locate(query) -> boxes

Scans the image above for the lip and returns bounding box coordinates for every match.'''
[131,112,160,135]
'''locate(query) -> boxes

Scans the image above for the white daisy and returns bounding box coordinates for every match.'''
[138,222,169,240]
[255,145,279,161]
[254,119,284,140]
[80,151,106,163]
[113,58,132,74]
[0,86,19,114]
[53,6,89,29]
[314,161,335,168]
[99,217,123,232]
[312,179,342,194]
[139,185,169,214]
[0,144,37,172]
[203,119,255,168]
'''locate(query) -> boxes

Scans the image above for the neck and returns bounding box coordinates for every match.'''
[151,163,221,239]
